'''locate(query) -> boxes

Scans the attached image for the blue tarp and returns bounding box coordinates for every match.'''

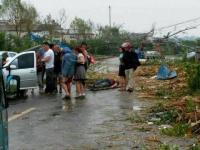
[60,42,70,49]
[30,33,42,42]
[156,65,177,80]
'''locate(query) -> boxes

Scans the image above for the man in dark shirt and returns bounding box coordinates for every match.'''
[121,42,140,92]
[51,44,62,93]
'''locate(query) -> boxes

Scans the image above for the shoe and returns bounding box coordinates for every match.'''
[75,95,83,99]
[62,95,71,100]
[127,88,133,92]
[54,89,58,94]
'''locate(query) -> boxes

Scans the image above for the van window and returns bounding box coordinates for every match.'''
[11,53,34,69]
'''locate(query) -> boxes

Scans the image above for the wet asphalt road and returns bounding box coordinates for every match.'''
[9,87,153,150]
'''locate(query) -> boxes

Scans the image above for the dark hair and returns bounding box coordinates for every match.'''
[119,47,125,51]
[81,42,87,46]
[42,42,49,46]
[49,44,54,49]
[74,47,82,53]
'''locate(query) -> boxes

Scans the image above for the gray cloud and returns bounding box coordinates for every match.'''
[27,0,200,36]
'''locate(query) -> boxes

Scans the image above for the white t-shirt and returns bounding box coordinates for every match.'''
[44,49,54,69]
[78,53,85,64]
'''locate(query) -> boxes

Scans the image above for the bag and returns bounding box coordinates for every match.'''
[88,55,95,64]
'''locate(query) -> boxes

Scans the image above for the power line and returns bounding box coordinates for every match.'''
[157,17,200,31]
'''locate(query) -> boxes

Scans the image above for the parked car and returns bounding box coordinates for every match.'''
[3,51,37,97]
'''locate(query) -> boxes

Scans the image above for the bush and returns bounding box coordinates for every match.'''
[184,63,200,92]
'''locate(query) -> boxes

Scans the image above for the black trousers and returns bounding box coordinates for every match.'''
[45,68,55,93]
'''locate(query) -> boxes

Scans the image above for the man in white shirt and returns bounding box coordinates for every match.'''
[41,42,55,94]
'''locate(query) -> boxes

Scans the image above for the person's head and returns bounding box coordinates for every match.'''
[62,47,71,55]
[49,43,54,49]
[80,42,87,50]
[74,47,82,54]
[42,42,50,51]
[118,47,124,52]
[121,42,132,51]
[53,45,61,53]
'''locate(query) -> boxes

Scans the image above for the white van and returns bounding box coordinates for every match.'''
[3,51,37,97]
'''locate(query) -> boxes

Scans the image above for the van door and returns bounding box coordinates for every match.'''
[5,51,37,89]
[0,69,8,150]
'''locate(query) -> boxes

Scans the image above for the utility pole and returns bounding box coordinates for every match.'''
[109,5,111,27]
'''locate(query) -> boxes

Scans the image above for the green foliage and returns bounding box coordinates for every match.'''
[186,99,196,112]
[190,144,200,150]
[43,14,59,37]
[86,39,118,56]
[150,102,166,113]
[160,110,179,124]
[184,63,200,92]
[158,144,179,150]
[1,0,38,36]
[70,17,93,40]
[0,32,37,52]
[161,123,189,137]
[0,32,6,50]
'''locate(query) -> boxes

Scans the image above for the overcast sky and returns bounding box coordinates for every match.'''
[26,0,200,36]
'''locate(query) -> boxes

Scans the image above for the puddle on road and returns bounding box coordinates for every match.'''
[62,100,76,112]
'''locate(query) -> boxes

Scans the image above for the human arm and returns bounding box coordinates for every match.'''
[41,56,50,62]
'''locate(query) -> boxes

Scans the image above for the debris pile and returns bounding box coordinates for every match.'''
[134,65,187,100]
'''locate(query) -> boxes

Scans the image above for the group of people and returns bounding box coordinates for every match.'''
[37,41,140,100]
[118,42,141,92]
[37,42,91,99]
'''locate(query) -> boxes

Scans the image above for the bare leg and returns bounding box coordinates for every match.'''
[80,83,84,95]
[81,80,85,95]
[66,80,72,96]
[61,78,70,96]
[59,76,62,93]
[76,81,81,96]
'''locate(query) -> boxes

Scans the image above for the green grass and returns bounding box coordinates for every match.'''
[158,144,179,150]
[161,123,189,137]
[190,144,200,150]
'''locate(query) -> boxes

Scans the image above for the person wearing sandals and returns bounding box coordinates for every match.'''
[74,47,86,98]
[61,47,77,99]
